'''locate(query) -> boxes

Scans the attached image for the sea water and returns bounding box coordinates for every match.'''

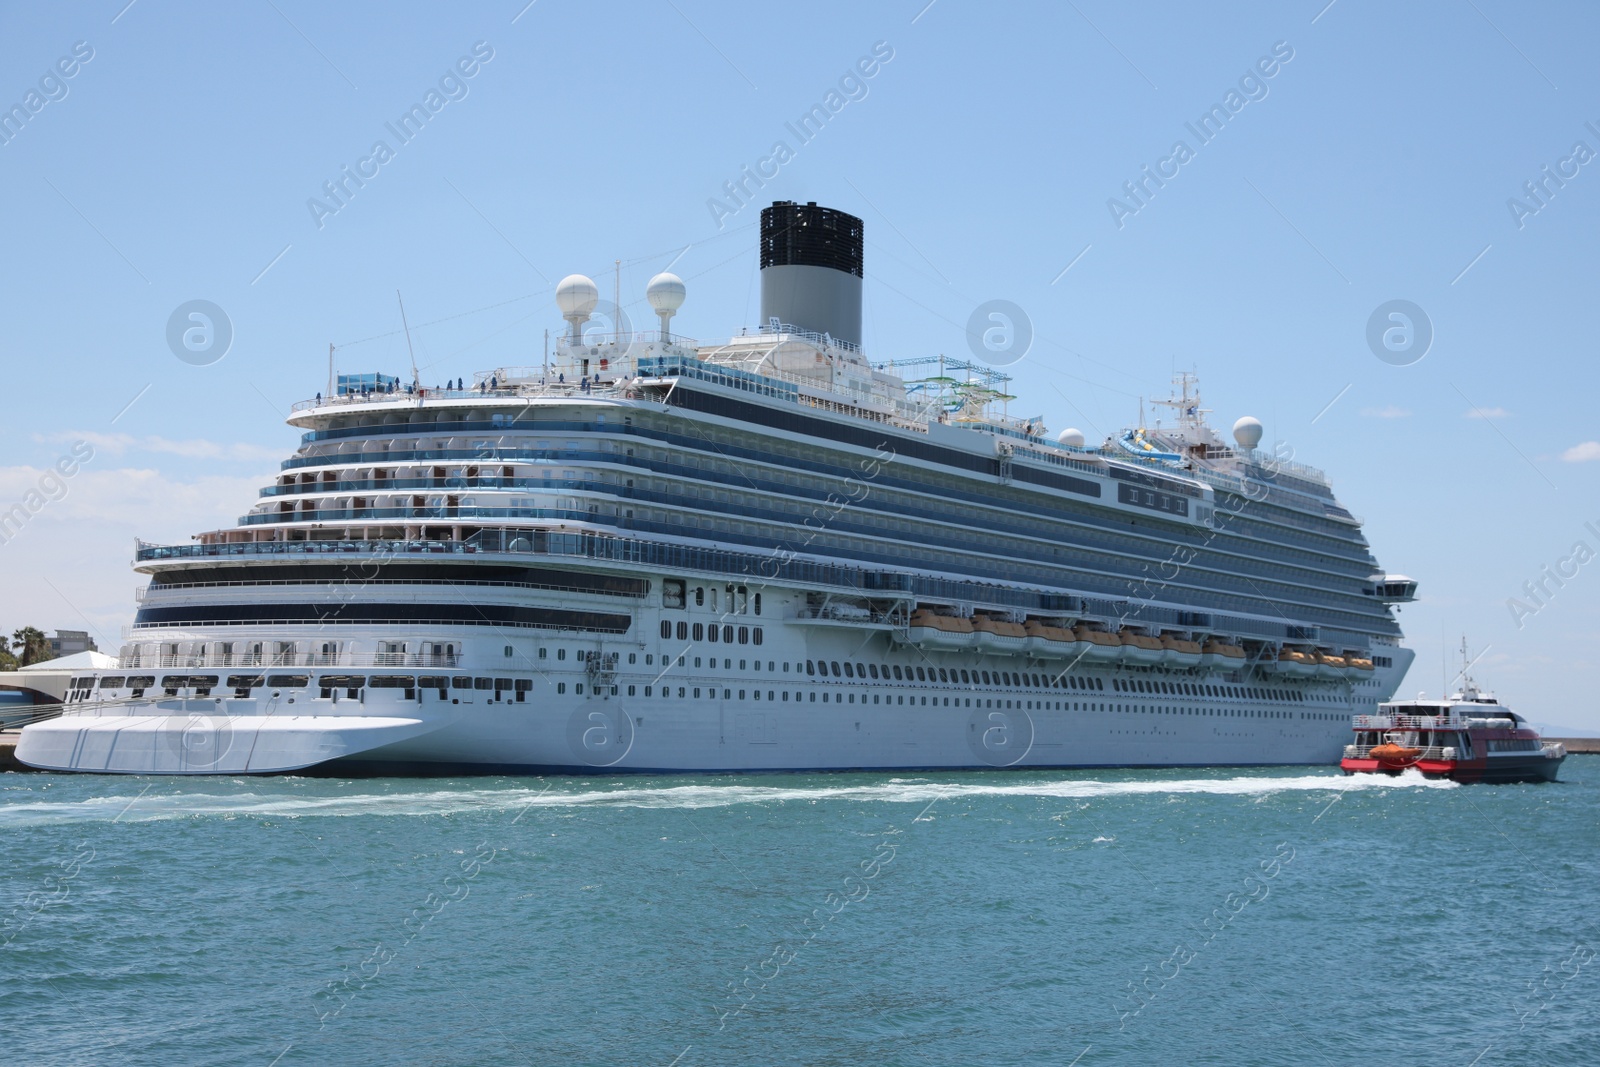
[1,761,1595,1066]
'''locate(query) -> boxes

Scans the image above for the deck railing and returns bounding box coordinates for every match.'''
[115,652,461,670]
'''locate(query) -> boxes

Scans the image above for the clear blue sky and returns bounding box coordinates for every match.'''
[3,1,1597,730]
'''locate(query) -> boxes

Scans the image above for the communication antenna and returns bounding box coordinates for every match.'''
[1441,623,1447,699]
[327,342,335,399]
[397,290,419,387]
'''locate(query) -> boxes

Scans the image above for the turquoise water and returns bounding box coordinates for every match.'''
[2,761,1596,1066]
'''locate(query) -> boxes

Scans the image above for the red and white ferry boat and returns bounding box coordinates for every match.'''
[1341,648,1565,783]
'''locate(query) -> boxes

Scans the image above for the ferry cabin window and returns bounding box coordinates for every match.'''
[695,586,705,607]
[708,625,719,644]
[677,622,689,640]
[693,623,704,640]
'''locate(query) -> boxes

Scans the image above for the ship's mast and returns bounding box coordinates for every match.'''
[1150,371,1210,437]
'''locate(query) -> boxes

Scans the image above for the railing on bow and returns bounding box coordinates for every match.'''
[0,703,65,730]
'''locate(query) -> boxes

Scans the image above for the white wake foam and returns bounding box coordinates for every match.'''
[0,770,1454,826]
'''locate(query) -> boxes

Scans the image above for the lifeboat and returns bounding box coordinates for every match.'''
[1200,640,1246,671]
[1367,742,1422,768]
[971,615,1028,654]
[1272,648,1317,677]
[1024,621,1082,658]
[1118,630,1165,666]
[907,609,976,650]
[1347,655,1375,676]
[1071,626,1124,663]
[1314,651,1346,680]
[1160,635,1204,669]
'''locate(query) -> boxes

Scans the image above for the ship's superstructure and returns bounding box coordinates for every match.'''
[19,202,1417,774]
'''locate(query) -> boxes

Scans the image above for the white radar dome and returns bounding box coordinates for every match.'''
[1057,428,1086,448]
[646,272,686,313]
[1232,416,1263,451]
[556,274,600,318]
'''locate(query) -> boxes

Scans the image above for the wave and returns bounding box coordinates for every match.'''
[0,770,1453,826]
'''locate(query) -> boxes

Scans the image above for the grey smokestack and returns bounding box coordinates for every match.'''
[759,201,863,348]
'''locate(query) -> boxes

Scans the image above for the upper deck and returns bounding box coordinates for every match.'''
[286,331,1349,523]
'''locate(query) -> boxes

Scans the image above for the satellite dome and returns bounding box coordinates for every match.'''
[646,272,686,313]
[1232,416,1263,450]
[556,274,600,318]
[1057,428,1086,448]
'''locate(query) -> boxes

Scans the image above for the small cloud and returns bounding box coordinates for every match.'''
[1359,405,1410,419]
[1561,441,1600,463]
[1464,407,1510,419]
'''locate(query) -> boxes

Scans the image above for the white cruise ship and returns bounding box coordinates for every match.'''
[19,201,1417,775]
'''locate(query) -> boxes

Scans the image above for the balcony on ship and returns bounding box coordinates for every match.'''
[115,638,462,671]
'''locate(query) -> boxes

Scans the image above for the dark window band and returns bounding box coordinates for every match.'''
[151,562,646,597]
[133,602,631,633]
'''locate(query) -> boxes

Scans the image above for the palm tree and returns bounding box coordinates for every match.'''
[11,627,50,666]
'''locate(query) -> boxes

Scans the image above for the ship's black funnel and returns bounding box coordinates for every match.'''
[759,201,863,348]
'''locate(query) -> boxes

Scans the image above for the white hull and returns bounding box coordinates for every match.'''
[17,606,1411,775]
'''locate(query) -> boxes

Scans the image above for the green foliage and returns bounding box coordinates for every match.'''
[10,627,50,667]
